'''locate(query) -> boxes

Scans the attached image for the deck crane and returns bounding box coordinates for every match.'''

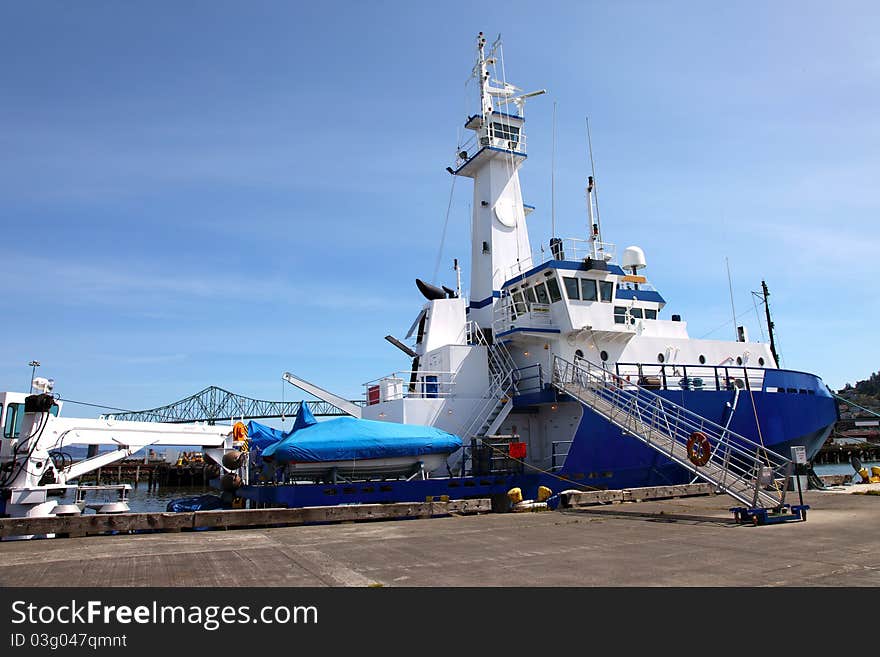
[0,393,246,523]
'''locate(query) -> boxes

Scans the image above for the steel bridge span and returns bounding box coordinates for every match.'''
[104,386,363,424]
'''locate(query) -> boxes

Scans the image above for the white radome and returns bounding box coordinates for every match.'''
[622,245,647,271]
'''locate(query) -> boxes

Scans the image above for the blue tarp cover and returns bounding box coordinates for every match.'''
[247,402,318,450]
[252,415,461,464]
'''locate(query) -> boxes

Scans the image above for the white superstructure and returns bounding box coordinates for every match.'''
[352,32,779,468]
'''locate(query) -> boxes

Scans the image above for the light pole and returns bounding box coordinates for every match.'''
[28,360,40,392]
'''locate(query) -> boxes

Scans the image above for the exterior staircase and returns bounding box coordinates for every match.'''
[460,325,518,440]
[551,355,793,509]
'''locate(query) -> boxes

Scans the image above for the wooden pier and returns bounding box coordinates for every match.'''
[813,443,880,465]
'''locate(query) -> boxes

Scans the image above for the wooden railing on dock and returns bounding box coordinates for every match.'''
[0,498,491,540]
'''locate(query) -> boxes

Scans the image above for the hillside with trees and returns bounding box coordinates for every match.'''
[837,372,880,417]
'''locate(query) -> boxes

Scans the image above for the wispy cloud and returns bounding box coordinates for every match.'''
[103,353,188,365]
[0,254,408,313]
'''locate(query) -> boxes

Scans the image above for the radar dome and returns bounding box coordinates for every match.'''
[622,246,647,271]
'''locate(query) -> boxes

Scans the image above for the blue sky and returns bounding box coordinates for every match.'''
[1,1,878,417]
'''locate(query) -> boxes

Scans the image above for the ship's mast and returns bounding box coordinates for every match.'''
[452,33,545,330]
[586,117,603,259]
[762,280,781,366]
[477,32,493,118]
[587,175,597,258]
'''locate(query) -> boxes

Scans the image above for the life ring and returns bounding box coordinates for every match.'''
[686,431,711,466]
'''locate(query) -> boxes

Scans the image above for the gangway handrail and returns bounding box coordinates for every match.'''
[551,355,793,508]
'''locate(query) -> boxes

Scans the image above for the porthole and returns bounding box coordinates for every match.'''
[600,350,608,362]
[657,353,665,363]
[698,355,706,365]
[758,357,765,366]
[575,349,584,359]
[736,356,743,365]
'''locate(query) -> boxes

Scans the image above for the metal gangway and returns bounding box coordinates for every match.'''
[551,355,794,509]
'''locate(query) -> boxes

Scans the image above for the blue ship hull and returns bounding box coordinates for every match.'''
[545,368,838,491]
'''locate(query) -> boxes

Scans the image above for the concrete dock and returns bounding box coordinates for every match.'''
[1,489,878,586]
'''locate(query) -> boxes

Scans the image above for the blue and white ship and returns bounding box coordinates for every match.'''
[0,33,838,523]
[239,32,839,512]
[347,33,837,489]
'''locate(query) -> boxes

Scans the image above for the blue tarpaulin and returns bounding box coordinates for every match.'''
[247,421,291,450]
[251,404,461,464]
[246,402,318,450]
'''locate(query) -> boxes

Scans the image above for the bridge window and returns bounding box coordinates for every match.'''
[491,121,520,145]
[563,277,580,300]
[581,279,598,302]
[630,308,643,320]
[613,306,626,324]
[546,277,562,303]
[524,286,537,304]
[512,291,527,316]
[645,309,657,320]
[599,281,614,302]
[534,282,550,304]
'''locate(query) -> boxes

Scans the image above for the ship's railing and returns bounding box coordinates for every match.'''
[506,238,616,279]
[454,127,528,169]
[615,280,659,294]
[469,435,526,476]
[513,364,544,395]
[363,370,457,404]
[465,321,518,386]
[612,362,768,393]
[551,440,573,472]
[465,320,488,347]
[494,293,553,331]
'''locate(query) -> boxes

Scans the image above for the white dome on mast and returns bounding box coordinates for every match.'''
[622,246,647,272]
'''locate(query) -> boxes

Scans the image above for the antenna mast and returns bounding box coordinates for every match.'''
[726,257,737,341]
[476,32,492,117]
[551,101,557,239]
[586,117,603,258]
[762,280,781,366]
